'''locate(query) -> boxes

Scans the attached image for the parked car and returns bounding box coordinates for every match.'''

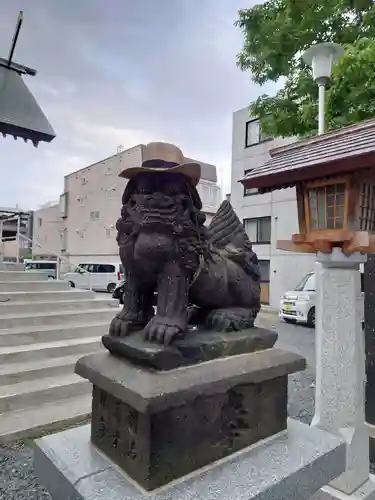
[62,262,124,293]
[112,280,125,303]
[24,259,58,279]
[279,269,364,328]
[112,280,158,306]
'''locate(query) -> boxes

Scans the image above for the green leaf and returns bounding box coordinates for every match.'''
[236,0,375,136]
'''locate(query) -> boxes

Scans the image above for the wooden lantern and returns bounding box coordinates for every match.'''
[240,119,375,254]
[289,172,375,253]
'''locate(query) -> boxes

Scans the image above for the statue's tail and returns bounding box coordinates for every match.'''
[207,200,248,249]
[208,201,260,282]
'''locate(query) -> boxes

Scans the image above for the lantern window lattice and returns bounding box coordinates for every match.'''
[307,182,346,230]
[359,183,375,231]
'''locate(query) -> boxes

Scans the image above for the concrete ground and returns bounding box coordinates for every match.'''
[257,311,316,425]
[0,311,318,499]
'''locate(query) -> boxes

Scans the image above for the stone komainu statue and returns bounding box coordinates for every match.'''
[109,142,261,345]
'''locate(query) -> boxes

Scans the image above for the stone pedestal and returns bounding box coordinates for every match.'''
[34,419,345,500]
[312,249,375,499]
[75,348,305,490]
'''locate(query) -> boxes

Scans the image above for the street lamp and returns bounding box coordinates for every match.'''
[303,42,344,135]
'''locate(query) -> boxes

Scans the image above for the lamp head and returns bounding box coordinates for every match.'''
[303,42,344,85]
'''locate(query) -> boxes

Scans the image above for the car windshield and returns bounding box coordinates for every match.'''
[294,273,315,292]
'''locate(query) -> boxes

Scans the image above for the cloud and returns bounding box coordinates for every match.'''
[0,0,276,209]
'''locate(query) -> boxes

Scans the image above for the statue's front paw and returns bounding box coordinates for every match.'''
[109,315,132,338]
[144,316,186,345]
[109,310,144,337]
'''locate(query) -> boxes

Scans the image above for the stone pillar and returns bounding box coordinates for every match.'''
[311,248,375,499]
[365,254,375,461]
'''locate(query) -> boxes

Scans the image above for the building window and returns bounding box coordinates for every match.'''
[245,119,272,148]
[258,260,270,305]
[59,192,68,218]
[105,228,111,238]
[105,187,117,199]
[258,260,270,283]
[244,186,259,196]
[90,211,100,221]
[243,169,259,196]
[243,217,271,244]
[81,176,88,185]
[60,228,67,251]
[38,218,42,227]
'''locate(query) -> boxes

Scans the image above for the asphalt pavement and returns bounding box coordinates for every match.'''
[256,311,316,370]
[256,310,316,425]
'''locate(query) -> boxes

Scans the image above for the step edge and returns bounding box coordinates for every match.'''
[0,308,117,320]
[0,375,91,399]
[0,336,103,354]
[0,396,92,443]
[0,321,111,334]
[0,351,98,376]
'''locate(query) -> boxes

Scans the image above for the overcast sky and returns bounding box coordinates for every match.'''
[0,0,276,209]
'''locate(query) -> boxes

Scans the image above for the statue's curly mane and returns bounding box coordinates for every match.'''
[116,172,210,275]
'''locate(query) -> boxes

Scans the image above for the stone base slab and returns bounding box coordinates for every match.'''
[102,327,278,370]
[34,419,345,500]
[316,477,375,500]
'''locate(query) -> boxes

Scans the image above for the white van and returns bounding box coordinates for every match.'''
[279,269,364,328]
[24,259,58,279]
[62,262,124,293]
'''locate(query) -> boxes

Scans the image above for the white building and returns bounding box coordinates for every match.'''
[33,144,221,267]
[0,207,33,261]
[231,107,315,307]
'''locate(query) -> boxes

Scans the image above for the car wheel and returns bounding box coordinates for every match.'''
[68,281,75,288]
[47,275,55,280]
[284,318,297,324]
[107,283,116,294]
[307,307,315,328]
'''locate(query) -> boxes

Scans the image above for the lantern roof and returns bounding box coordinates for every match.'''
[0,11,56,147]
[241,119,375,193]
[0,59,56,146]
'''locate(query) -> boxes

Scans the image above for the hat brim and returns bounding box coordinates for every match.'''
[119,162,201,186]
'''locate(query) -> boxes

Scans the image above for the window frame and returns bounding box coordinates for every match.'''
[89,210,100,221]
[303,178,349,233]
[243,169,259,196]
[258,259,270,283]
[243,216,271,244]
[245,118,273,148]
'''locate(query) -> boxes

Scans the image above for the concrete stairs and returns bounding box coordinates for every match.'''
[0,262,119,442]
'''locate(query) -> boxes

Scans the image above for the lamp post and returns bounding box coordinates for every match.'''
[302,43,375,499]
[303,42,344,135]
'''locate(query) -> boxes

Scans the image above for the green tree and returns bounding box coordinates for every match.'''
[235,0,375,137]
